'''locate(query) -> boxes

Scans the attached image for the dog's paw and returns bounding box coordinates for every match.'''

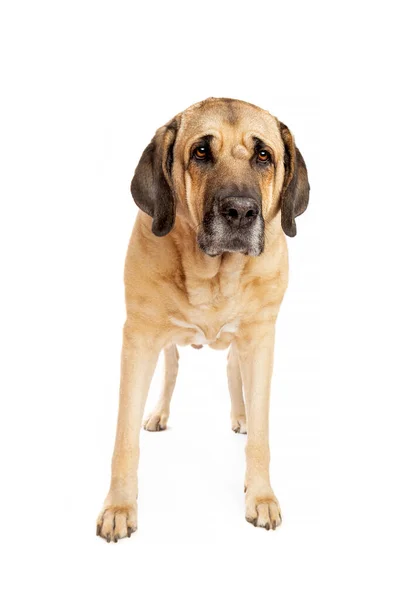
[245,491,282,530]
[143,410,169,431]
[231,414,247,434]
[96,504,137,543]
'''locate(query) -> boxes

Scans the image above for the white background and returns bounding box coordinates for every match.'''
[1,1,399,599]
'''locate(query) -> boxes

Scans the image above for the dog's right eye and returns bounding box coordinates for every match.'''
[193,146,208,160]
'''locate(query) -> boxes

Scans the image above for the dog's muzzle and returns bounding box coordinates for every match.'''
[218,196,260,228]
[198,194,265,257]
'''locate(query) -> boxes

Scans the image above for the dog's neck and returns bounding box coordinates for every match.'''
[167,216,245,305]
[169,214,281,307]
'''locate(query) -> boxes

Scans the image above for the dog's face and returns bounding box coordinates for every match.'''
[131,98,310,255]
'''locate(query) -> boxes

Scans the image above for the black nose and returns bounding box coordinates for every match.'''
[219,197,259,227]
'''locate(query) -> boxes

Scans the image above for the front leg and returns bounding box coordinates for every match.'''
[237,322,282,530]
[97,323,161,542]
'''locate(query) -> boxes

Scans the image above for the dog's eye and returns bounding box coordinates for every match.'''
[193,146,208,160]
[257,149,271,163]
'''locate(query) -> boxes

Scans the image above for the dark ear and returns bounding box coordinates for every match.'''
[279,122,310,237]
[130,117,180,237]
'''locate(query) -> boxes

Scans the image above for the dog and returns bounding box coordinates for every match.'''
[96,97,310,542]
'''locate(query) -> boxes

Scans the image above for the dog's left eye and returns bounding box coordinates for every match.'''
[257,149,271,163]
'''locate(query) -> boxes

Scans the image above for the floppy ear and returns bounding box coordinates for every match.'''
[279,122,310,237]
[131,117,180,237]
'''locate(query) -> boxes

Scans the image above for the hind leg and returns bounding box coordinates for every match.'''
[143,344,179,431]
[227,344,247,434]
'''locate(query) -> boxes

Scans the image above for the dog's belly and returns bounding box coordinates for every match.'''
[169,317,239,350]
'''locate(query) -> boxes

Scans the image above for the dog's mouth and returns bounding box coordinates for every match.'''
[198,230,264,257]
[197,196,265,257]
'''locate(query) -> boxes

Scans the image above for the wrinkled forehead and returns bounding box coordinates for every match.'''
[177,99,284,158]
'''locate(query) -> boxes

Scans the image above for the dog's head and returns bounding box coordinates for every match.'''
[131,98,309,256]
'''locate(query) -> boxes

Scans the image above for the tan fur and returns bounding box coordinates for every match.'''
[97,98,299,541]
[143,344,179,432]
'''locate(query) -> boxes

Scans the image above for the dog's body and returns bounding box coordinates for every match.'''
[97,98,309,542]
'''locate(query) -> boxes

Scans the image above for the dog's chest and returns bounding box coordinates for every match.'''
[169,313,240,349]
[169,278,243,349]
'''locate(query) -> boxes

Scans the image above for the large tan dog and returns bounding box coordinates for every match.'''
[97,97,310,542]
